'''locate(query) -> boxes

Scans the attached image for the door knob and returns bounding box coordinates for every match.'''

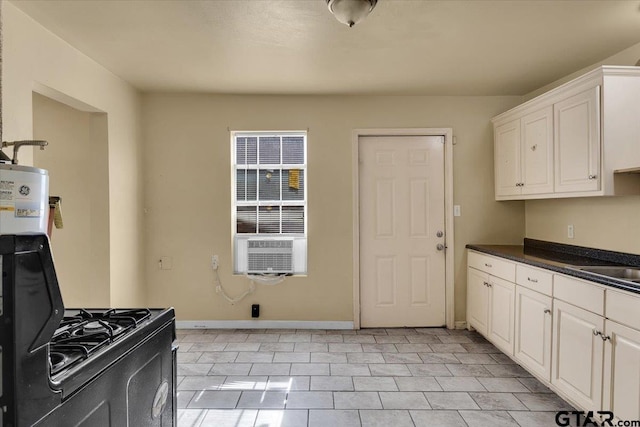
[436,243,445,251]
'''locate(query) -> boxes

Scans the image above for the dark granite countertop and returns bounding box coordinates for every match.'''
[466,239,640,295]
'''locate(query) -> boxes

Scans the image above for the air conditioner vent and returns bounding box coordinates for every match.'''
[247,238,293,274]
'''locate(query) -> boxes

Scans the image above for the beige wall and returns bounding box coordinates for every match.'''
[524,41,640,101]
[524,41,640,255]
[32,93,111,306]
[526,197,640,255]
[1,3,145,306]
[142,93,524,322]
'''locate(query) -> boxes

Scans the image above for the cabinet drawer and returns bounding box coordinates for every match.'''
[606,290,640,331]
[516,264,553,295]
[468,251,515,282]
[554,274,604,316]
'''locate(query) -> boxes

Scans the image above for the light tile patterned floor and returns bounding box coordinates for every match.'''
[176,327,577,427]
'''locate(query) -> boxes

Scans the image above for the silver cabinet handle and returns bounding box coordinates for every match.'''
[601,335,611,342]
[593,330,602,337]
[483,282,489,287]
[487,283,493,288]
[527,277,538,283]
[544,309,551,314]
[588,174,597,180]
[484,263,492,268]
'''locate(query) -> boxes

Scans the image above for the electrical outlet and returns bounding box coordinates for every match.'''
[159,256,173,270]
[211,255,219,270]
[568,225,574,239]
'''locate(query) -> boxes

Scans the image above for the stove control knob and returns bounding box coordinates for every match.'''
[152,381,169,419]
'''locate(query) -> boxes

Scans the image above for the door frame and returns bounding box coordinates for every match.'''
[352,128,454,329]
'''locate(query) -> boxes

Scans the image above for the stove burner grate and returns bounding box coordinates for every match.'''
[49,349,85,375]
[49,308,153,375]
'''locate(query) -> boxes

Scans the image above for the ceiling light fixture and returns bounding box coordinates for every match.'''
[326,0,378,28]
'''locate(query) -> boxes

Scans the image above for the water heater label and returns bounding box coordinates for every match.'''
[0,179,43,217]
[0,179,15,201]
[0,167,48,233]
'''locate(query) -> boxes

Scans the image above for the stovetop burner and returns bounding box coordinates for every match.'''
[49,309,152,374]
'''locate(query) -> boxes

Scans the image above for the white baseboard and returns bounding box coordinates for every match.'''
[176,320,355,330]
[454,321,467,330]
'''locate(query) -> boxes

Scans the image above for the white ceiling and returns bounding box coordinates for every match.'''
[10,0,640,96]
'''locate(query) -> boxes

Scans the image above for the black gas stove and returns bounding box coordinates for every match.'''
[0,234,177,426]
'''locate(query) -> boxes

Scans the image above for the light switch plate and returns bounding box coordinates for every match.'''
[454,205,461,217]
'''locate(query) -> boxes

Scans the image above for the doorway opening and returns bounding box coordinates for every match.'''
[32,90,110,307]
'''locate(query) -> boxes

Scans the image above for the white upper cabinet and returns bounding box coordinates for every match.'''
[494,119,521,197]
[554,86,600,193]
[492,66,640,200]
[494,107,553,199]
[521,107,554,195]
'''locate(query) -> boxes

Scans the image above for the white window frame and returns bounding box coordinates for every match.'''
[231,131,308,275]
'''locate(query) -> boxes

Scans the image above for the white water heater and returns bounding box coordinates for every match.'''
[0,163,49,234]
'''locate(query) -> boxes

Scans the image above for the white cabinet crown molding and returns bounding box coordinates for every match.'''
[492,66,637,125]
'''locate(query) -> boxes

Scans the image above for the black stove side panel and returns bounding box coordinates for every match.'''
[34,321,176,427]
[1,240,16,427]
[1,234,65,427]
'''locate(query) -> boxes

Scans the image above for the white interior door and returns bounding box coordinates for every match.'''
[359,135,446,327]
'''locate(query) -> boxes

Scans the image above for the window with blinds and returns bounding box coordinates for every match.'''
[232,132,307,274]
[234,132,306,236]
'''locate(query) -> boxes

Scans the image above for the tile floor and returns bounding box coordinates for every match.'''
[176,327,577,427]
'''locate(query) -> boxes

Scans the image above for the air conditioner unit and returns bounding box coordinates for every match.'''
[246,238,294,274]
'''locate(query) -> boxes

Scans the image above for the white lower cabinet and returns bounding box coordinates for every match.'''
[468,250,640,418]
[602,319,640,422]
[467,267,489,336]
[514,286,552,381]
[467,265,515,355]
[551,299,604,412]
[487,276,515,355]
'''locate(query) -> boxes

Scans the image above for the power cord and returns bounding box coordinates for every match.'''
[212,257,288,305]
[212,258,256,305]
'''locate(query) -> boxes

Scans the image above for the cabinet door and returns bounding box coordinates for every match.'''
[494,119,521,198]
[521,106,554,195]
[602,320,640,422]
[554,86,601,193]
[552,299,604,411]
[488,276,515,355]
[514,286,552,381]
[467,267,489,336]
